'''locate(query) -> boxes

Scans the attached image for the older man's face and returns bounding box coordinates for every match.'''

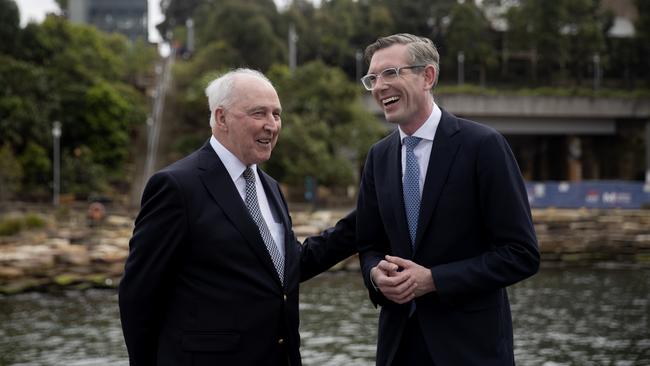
[215,76,282,166]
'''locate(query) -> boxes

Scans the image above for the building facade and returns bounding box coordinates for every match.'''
[68,0,148,42]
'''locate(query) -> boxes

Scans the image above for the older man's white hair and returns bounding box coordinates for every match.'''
[205,68,275,128]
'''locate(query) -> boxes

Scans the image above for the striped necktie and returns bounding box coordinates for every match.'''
[243,167,284,284]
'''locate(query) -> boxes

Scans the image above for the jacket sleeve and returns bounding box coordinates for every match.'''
[118,171,188,365]
[430,132,540,299]
[356,145,391,306]
[299,210,358,282]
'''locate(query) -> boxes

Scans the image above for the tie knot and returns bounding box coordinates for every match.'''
[403,136,422,151]
[243,167,255,182]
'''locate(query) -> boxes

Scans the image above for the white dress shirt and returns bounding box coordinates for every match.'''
[209,136,285,256]
[398,102,442,197]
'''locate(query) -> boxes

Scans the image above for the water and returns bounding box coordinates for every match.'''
[1,268,648,365]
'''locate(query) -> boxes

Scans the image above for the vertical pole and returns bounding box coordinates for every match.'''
[593,53,601,91]
[186,18,195,55]
[52,121,61,206]
[645,121,650,186]
[355,49,363,82]
[288,23,297,73]
[457,51,465,86]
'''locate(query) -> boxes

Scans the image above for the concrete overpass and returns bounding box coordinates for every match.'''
[362,94,650,182]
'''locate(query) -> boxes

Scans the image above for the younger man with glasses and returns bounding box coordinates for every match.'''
[356,33,539,365]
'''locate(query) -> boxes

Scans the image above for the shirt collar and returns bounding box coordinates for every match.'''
[398,100,441,144]
[209,135,256,181]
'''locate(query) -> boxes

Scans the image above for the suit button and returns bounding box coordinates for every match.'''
[283,294,287,301]
[278,338,284,345]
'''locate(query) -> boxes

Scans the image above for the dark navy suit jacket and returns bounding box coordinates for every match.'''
[357,109,540,365]
[119,141,356,366]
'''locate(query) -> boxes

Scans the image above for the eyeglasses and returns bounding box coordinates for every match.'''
[360,65,426,91]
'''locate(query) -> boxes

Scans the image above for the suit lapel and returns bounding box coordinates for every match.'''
[385,132,414,259]
[414,110,461,253]
[196,142,283,287]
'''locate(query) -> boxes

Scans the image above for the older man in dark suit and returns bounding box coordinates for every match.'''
[357,33,540,365]
[119,68,356,366]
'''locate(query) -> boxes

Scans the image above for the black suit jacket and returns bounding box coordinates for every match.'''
[357,109,539,366]
[119,141,356,366]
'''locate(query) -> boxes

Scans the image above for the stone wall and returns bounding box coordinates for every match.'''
[0,208,649,294]
[533,208,650,266]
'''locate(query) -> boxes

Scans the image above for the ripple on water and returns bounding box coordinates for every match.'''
[1,269,649,365]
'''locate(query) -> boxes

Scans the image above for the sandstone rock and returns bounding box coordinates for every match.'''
[56,245,90,266]
[293,225,320,237]
[105,215,134,227]
[90,244,128,263]
[0,266,24,279]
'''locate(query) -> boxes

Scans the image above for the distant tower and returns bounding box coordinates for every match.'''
[68,0,148,42]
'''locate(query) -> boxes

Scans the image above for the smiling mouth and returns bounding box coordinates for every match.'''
[256,138,272,145]
[382,96,400,107]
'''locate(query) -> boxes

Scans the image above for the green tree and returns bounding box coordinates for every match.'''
[0,55,55,152]
[193,0,285,71]
[505,0,609,86]
[380,0,455,44]
[565,0,608,86]
[446,1,497,86]
[0,0,20,56]
[0,144,23,201]
[266,61,383,187]
[0,14,154,200]
[157,0,204,40]
[636,0,650,85]
[18,142,51,199]
[505,0,569,83]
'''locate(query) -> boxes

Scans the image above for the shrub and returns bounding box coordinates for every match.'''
[23,213,46,229]
[0,217,24,236]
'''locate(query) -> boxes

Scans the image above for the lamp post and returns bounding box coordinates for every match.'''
[593,53,602,91]
[355,49,363,82]
[457,51,465,86]
[288,23,298,73]
[52,121,61,206]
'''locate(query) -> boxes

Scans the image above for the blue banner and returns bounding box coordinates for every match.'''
[525,181,650,209]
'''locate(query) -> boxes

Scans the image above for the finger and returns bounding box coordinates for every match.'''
[385,255,412,268]
[390,280,417,300]
[393,276,416,295]
[377,271,411,288]
[376,260,399,273]
[393,289,416,304]
[383,289,411,304]
[381,277,416,299]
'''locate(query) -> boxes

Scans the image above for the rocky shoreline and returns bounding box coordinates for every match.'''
[1,207,649,295]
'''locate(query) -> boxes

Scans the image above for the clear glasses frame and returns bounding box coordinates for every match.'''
[360,65,426,91]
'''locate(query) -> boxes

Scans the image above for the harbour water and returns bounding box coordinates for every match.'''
[1,267,648,365]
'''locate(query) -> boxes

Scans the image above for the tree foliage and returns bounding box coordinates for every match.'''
[446,1,497,86]
[506,0,610,85]
[0,3,155,200]
[635,0,650,84]
[265,62,383,186]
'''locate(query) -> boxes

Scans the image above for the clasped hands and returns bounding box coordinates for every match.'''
[370,255,436,304]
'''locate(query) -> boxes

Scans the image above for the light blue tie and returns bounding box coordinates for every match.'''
[403,136,422,249]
